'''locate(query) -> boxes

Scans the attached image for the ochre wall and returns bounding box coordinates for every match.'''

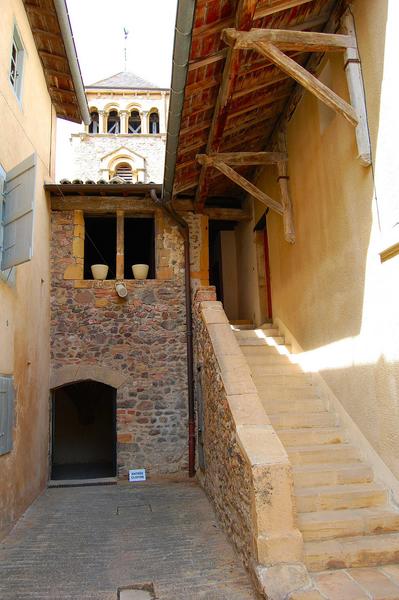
[259,1,399,478]
[0,0,54,538]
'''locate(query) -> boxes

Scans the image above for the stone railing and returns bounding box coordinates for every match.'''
[193,289,304,595]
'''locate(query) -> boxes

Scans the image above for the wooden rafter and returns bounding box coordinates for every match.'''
[192,0,258,210]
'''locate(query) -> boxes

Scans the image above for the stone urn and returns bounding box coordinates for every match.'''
[132,264,149,280]
[91,264,109,280]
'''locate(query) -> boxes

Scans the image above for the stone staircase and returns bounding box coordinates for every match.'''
[233,323,399,574]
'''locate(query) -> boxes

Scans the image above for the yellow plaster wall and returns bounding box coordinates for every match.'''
[259,0,399,478]
[0,0,54,538]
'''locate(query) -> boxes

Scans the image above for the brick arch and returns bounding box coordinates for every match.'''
[50,365,127,391]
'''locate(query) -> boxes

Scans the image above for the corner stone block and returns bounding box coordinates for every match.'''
[256,529,304,566]
[63,263,83,280]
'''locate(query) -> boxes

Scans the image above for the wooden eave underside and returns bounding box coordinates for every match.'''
[173,0,349,203]
[23,0,82,123]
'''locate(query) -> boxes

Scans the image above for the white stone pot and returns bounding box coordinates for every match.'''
[132,264,149,280]
[91,264,109,280]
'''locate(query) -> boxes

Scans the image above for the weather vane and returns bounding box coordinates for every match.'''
[123,27,129,72]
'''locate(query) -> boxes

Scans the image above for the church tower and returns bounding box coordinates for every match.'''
[70,72,169,184]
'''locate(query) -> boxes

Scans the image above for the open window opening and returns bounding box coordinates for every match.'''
[128,110,141,134]
[209,220,239,321]
[124,217,155,279]
[88,110,99,133]
[115,162,133,182]
[149,111,160,134]
[107,110,120,134]
[51,381,116,481]
[84,215,116,279]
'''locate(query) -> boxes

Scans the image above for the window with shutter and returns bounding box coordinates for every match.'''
[1,153,36,271]
[0,375,14,456]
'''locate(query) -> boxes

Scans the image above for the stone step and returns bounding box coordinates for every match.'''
[270,411,338,429]
[295,482,387,513]
[237,336,286,346]
[231,323,255,330]
[287,444,359,465]
[278,427,344,447]
[293,463,374,488]
[253,373,314,387]
[260,396,327,414]
[241,345,292,356]
[250,364,303,377]
[305,532,399,571]
[235,329,280,338]
[244,353,295,365]
[299,507,399,541]
[261,327,281,336]
[258,384,323,402]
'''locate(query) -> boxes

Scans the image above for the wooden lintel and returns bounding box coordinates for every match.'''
[212,161,284,215]
[252,41,358,127]
[197,152,287,166]
[24,3,57,17]
[222,28,356,53]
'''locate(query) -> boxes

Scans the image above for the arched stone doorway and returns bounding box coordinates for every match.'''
[51,380,116,481]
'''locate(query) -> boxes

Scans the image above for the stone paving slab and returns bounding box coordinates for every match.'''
[0,480,258,600]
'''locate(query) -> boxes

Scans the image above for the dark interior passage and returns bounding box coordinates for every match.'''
[52,381,116,480]
[209,220,236,304]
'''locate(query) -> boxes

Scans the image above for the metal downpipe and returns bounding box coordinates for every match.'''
[150,189,195,478]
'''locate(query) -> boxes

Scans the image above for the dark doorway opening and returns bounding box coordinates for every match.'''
[124,217,155,279]
[208,220,236,303]
[84,216,117,279]
[51,381,116,480]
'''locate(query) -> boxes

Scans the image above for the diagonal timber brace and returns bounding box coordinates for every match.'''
[196,152,296,243]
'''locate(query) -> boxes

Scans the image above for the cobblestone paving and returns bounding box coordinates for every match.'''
[0,480,258,600]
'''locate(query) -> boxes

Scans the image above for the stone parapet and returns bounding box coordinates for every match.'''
[193,292,304,592]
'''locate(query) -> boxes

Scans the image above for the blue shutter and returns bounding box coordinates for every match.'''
[1,153,36,270]
[0,375,14,455]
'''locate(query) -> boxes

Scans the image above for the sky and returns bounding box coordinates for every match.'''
[56,0,178,180]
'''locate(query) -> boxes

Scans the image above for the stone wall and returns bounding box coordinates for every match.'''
[193,290,303,576]
[50,209,189,476]
[70,134,166,183]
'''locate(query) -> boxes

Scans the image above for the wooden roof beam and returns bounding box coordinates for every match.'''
[222,28,356,53]
[197,152,287,166]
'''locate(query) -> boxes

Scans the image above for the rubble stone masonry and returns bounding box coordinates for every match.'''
[50,209,190,477]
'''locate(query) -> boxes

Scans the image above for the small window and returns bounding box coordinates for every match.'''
[124,217,155,279]
[107,111,120,134]
[89,111,99,133]
[9,26,24,100]
[149,111,160,134]
[115,163,133,183]
[84,216,117,279]
[128,110,141,134]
